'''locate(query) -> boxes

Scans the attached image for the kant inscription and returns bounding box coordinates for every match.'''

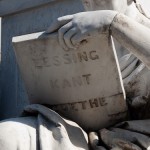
[50,74,91,89]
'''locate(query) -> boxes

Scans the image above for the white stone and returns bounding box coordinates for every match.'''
[12,32,127,130]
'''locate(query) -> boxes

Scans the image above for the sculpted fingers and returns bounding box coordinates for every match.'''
[58,15,74,21]
[112,128,150,149]
[99,128,143,150]
[131,96,147,108]
[119,54,137,72]
[71,33,83,48]
[121,58,138,79]
[46,15,73,33]
[58,22,73,50]
[123,63,145,89]
[89,132,107,150]
[64,27,78,49]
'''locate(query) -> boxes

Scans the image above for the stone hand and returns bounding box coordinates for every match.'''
[99,128,150,150]
[47,10,117,50]
[120,54,150,119]
[89,124,150,150]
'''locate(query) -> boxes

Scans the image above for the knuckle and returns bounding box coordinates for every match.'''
[59,26,67,34]
[58,27,63,32]
[58,28,64,36]
[72,36,78,43]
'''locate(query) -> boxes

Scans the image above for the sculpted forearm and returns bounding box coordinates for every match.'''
[137,12,150,28]
[111,13,150,69]
[47,9,150,70]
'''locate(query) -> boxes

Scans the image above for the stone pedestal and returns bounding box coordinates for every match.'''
[0,0,84,119]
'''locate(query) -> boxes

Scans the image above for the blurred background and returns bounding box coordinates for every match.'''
[141,0,150,14]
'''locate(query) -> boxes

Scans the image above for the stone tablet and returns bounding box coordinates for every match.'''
[12,32,127,130]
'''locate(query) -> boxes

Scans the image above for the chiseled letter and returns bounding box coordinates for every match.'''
[82,74,91,85]
[53,56,61,66]
[89,51,99,60]
[99,98,108,106]
[89,98,99,108]
[72,76,83,87]
[63,54,72,64]
[50,80,59,88]
[62,79,72,88]
[78,51,88,62]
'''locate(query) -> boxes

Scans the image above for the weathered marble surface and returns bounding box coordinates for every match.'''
[12,32,127,130]
[0,0,150,150]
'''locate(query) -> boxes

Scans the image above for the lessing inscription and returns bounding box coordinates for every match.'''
[31,50,99,67]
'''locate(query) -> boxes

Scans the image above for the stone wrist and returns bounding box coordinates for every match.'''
[109,12,120,34]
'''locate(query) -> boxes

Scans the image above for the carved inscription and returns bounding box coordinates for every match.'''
[51,97,108,112]
[31,50,99,67]
[108,111,128,118]
[50,74,91,89]
[108,111,128,122]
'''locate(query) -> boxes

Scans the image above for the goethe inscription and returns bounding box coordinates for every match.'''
[12,32,127,130]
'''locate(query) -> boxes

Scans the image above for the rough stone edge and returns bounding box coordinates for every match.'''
[12,31,58,43]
